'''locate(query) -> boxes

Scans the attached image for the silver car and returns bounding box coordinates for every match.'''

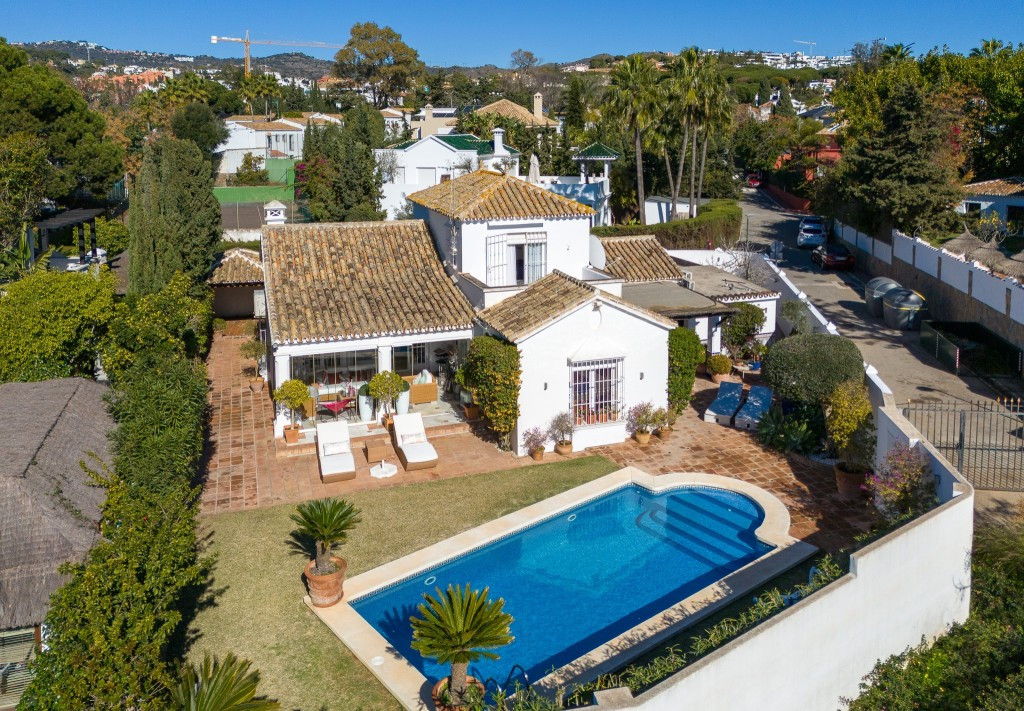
[797,224,826,248]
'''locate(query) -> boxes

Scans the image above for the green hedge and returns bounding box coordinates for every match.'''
[763,333,864,404]
[668,327,704,411]
[592,199,742,249]
[464,335,521,447]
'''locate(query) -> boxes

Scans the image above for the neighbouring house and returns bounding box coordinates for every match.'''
[447,94,562,134]
[536,142,621,227]
[407,170,595,307]
[676,262,781,344]
[0,378,110,708]
[215,113,343,176]
[477,270,673,455]
[208,248,264,319]
[261,220,477,439]
[375,130,521,219]
[590,235,735,353]
[958,177,1024,231]
[380,107,413,138]
[409,104,458,140]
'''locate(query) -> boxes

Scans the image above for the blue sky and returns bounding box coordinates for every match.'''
[5,0,1021,67]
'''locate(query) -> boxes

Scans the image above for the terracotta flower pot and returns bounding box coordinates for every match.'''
[249,378,264,393]
[635,431,652,445]
[554,441,572,456]
[283,425,300,444]
[834,463,866,500]
[305,556,347,607]
[710,372,729,384]
[656,427,672,441]
[431,676,486,711]
[529,448,544,461]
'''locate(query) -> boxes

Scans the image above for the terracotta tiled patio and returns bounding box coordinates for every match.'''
[203,332,875,551]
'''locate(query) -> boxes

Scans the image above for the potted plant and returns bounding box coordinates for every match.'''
[597,406,608,424]
[357,382,373,422]
[825,381,876,499]
[369,370,404,427]
[549,412,574,455]
[655,407,678,441]
[396,378,412,415]
[706,354,733,384]
[239,338,267,392]
[463,388,481,420]
[628,401,657,445]
[410,584,514,711]
[522,427,547,461]
[290,497,362,607]
[452,366,465,398]
[274,379,309,444]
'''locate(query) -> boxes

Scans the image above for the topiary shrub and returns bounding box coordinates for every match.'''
[706,353,733,376]
[464,335,521,448]
[763,333,863,404]
[722,303,766,359]
[668,327,705,410]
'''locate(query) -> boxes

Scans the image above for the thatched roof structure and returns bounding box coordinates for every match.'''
[970,241,1007,269]
[993,251,1024,279]
[0,378,110,630]
[942,229,986,259]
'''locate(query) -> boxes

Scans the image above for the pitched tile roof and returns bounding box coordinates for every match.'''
[407,170,594,221]
[262,221,475,345]
[965,177,1024,197]
[453,98,560,128]
[597,235,682,282]
[209,248,264,285]
[573,142,621,161]
[477,270,674,342]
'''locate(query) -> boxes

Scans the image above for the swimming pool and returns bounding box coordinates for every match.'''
[351,483,774,690]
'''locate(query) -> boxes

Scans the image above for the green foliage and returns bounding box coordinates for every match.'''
[865,443,934,522]
[107,352,209,493]
[274,379,310,423]
[290,498,362,574]
[763,333,864,404]
[464,335,522,448]
[232,153,270,186]
[548,412,574,445]
[756,405,821,455]
[171,102,229,158]
[667,327,704,411]
[705,353,733,375]
[722,302,766,359]
[169,652,280,710]
[825,380,875,470]
[592,199,742,248]
[780,299,811,335]
[605,55,661,222]
[94,215,130,256]
[410,584,514,703]
[368,369,404,415]
[0,269,115,383]
[0,131,51,248]
[627,401,657,434]
[0,39,122,205]
[104,273,213,380]
[297,116,385,223]
[333,22,424,109]
[129,136,221,294]
[239,338,267,366]
[774,84,796,117]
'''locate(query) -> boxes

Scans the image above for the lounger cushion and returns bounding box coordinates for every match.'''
[320,452,356,476]
[400,441,437,464]
[400,432,426,446]
[322,440,350,456]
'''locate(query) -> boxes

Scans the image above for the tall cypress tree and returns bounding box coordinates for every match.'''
[774,84,797,117]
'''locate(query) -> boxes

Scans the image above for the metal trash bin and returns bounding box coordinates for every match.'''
[864,277,901,318]
[883,289,927,330]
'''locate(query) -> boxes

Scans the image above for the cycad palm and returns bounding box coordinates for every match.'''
[410,584,514,704]
[170,653,280,711]
[290,497,362,574]
[605,55,661,224]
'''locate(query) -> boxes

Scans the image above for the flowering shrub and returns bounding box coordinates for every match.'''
[628,401,657,434]
[865,443,935,522]
[522,426,547,453]
[825,380,875,472]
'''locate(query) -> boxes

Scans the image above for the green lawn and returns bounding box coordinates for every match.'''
[187,456,620,711]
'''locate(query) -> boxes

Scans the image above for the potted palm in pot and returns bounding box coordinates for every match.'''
[522,426,547,461]
[239,338,267,392]
[274,379,310,444]
[825,381,876,499]
[369,370,404,428]
[290,497,362,607]
[410,584,514,711]
[628,401,657,445]
[549,412,574,455]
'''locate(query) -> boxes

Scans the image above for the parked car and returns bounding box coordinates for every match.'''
[796,224,827,248]
[799,216,825,231]
[811,243,856,269]
[746,175,761,188]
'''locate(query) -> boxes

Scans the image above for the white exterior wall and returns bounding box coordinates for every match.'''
[511,300,669,456]
[457,216,592,286]
[644,197,695,224]
[376,138,479,218]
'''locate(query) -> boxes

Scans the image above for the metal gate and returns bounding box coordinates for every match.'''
[902,399,1024,490]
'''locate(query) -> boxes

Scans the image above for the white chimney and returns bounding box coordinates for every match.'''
[264,200,287,225]
[424,103,433,120]
[492,126,508,156]
[533,92,543,121]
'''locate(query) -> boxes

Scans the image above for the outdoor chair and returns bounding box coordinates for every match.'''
[391,412,438,471]
[703,381,745,426]
[734,385,774,431]
[315,421,356,483]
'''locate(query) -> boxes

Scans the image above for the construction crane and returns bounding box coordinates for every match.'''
[793,40,817,54]
[210,30,344,76]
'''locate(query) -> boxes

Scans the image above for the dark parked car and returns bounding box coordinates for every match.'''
[811,244,855,270]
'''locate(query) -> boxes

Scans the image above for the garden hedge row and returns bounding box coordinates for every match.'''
[592,199,742,249]
[464,335,521,447]
[668,327,704,411]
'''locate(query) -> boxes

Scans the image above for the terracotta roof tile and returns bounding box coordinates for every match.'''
[467,98,560,128]
[262,221,475,345]
[598,235,682,282]
[209,248,264,285]
[965,177,1024,197]
[407,170,593,221]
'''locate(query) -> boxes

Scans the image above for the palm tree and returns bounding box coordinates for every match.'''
[605,55,661,224]
[290,498,362,575]
[170,653,280,710]
[410,584,514,705]
[695,72,733,216]
[971,38,1009,59]
[881,43,914,64]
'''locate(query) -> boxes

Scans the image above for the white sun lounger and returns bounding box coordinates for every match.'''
[391,413,438,471]
[735,386,773,431]
[316,421,356,483]
[703,381,744,426]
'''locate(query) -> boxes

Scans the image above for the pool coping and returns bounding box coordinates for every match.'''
[304,467,816,710]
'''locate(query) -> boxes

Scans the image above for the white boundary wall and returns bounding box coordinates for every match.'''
[572,252,974,711]
[835,220,1024,326]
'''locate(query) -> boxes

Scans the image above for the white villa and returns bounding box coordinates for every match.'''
[958,176,1024,229]
[215,113,344,176]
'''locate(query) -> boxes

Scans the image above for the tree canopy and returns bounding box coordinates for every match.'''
[333,22,424,109]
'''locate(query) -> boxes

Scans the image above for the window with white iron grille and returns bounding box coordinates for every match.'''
[570,358,623,426]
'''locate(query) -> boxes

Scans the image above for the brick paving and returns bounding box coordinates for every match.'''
[203,333,875,550]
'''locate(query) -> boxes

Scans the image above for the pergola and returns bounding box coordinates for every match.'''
[572,142,621,182]
[32,208,106,263]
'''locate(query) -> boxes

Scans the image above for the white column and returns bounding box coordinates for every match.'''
[377,345,393,373]
[273,353,291,438]
[710,316,723,355]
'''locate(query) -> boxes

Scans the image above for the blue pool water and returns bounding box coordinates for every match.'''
[352,484,773,689]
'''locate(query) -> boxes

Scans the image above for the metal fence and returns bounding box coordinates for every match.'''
[903,399,1024,490]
